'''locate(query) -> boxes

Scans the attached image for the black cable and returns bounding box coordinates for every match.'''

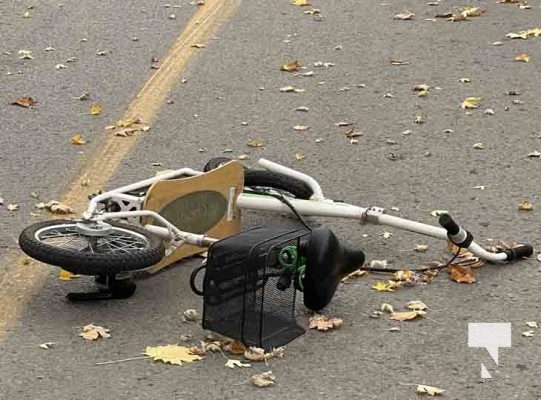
[244,188,312,231]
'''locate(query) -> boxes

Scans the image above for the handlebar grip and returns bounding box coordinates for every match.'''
[503,244,534,261]
[439,213,460,235]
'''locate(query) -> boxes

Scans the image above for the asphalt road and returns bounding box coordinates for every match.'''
[1,0,541,399]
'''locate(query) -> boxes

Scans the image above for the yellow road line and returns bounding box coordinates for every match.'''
[0,0,238,342]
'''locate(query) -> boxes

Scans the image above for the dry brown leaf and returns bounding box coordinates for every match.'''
[79,323,110,340]
[390,310,426,321]
[309,314,343,331]
[191,43,206,49]
[447,13,469,21]
[11,96,36,108]
[412,84,430,92]
[181,309,198,322]
[143,344,202,365]
[417,385,445,396]
[44,200,73,214]
[251,371,276,387]
[281,60,302,72]
[448,264,476,283]
[223,341,247,355]
[71,134,86,145]
[89,103,102,115]
[461,6,484,17]
[341,269,367,283]
[244,346,285,362]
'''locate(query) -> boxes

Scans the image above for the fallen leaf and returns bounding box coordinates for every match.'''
[407,300,428,311]
[182,309,198,322]
[459,78,472,83]
[518,200,533,211]
[394,11,415,20]
[381,303,394,313]
[281,60,302,72]
[251,371,276,387]
[190,43,206,49]
[522,330,535,337]
[415,244,428,253]
[244,346,285,362]
[38,342,55,349]
[238,154,251,160]
[341,269,367,283]
[390,310,426,321]
[247,138,264,147]
[6,204,19,211]
[291,0,310,5]
[381,231,393,239]
[79,324,111,340]
[44,200,73,214]
[143,345,202,365]
[472,142,485,149]
[304,8,320,14]
[515,53,531,62]
[461,6,484,17]
[372,281,395,292]
[417,385,445,396]
[393,267,418,284]
[295,106,309,112]
[293,125,310,131]
[225,359,251,369]
[413,84,430,92]
[280,85,305,93]
[59,269,74,281]
[461,96,483,109]
[18,49,33,59]
[11,96,36,108]
[308,314,343,331]
[294,153,306,161]
[223,341,247,355]
[448,265,476,283]
[71,134,86,145]
[390,59,410,65]
[526,321,538,328]
[89,103,102,115]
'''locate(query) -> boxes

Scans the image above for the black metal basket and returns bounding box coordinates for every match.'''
[202,227,309,349]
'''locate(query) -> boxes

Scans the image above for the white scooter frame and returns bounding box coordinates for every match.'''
[83,158,528,263]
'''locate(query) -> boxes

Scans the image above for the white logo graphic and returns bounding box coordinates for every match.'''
[468,323,511,378]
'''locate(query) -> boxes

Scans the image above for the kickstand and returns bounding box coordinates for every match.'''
[66,274,137,301]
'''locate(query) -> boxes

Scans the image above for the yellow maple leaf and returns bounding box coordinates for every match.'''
[89,103,102,115]
[371,281,395,292]
[417,385,445,396]
[143,345,202,365]
[71,134,86,145]
[461,96,483,109]
[294,152,306,161]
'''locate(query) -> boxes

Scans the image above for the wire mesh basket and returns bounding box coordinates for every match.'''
[202,227,309,349]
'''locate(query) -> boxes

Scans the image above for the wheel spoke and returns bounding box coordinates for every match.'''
[36,224,150,255]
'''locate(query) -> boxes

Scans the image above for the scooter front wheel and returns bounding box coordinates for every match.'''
[19,220,165,275]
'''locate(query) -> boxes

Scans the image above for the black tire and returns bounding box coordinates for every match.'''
[19,219,165,275]
[203,157,313,200]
